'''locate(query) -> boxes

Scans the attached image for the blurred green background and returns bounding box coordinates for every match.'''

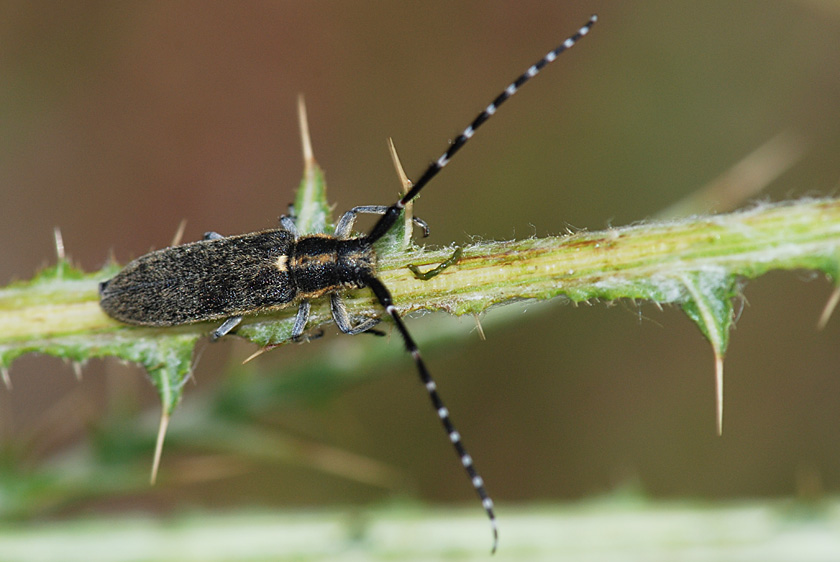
[1,1,840,558]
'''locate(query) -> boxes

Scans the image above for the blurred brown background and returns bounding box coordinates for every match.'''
[1,1,839,520]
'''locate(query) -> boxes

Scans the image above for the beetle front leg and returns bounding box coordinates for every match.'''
[335,206,430,239]
[330,294,382,335]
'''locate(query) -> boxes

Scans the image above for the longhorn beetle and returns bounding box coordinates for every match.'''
[99,15,597,552]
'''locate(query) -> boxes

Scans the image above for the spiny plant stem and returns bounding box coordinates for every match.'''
[0,197,838,414]
[372,197,840,317]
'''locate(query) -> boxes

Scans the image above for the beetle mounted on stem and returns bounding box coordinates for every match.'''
[99,15,598,552]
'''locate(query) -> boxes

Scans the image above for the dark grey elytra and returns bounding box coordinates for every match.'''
[99,15,597,553]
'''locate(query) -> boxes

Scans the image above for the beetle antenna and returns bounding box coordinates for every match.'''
[353,16,599,551]
[365,15,597,244]
[364,276,499,553]
[360,16,598,551]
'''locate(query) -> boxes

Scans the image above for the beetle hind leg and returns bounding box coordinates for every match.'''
[211,316,243,341]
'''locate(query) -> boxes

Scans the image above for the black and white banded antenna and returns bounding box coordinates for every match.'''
[363,15,597,553]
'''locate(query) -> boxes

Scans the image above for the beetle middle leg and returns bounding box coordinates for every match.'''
[279,214,299,235]
[283,299,321,342]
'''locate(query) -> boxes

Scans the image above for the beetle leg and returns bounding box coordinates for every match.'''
[330,294,382,335]
[211,315,242,340]
[290,300,310,341]
[335,206,429,239]
[279,215,299,236]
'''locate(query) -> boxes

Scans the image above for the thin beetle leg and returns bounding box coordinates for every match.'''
[288,301,325,343]
[330,294,384,336]
[335,205,430,239]
[211,316,242,341]
[290,300,311,341]
[279,215,299,235]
